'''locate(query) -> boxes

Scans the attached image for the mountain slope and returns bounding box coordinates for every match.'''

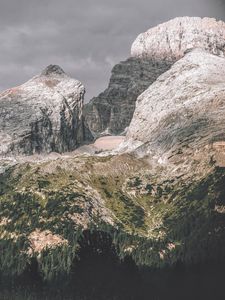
[124,49,225,164]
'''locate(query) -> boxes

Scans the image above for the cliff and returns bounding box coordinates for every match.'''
[84,58,173,136]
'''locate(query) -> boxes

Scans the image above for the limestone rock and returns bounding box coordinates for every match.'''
[0,65,87,156]
[84,17,225,137]
[131,17,225,60]
[84,58,173,137]
[124,49,225,161]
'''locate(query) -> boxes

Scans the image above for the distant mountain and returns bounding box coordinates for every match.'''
[84,58,174,136]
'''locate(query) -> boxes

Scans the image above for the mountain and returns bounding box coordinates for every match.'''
[0,65,89,156]
[84,17,225,137]
[124,49,225,162]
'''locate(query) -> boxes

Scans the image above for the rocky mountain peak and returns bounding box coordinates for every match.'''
[41,64,66,76]
[84,17,225,137]
[0,66,87,156]
[131,17,225,60]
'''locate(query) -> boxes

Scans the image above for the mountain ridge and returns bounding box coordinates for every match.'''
[84,16,225,137]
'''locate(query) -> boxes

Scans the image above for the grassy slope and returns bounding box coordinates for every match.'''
[0,153,225,280]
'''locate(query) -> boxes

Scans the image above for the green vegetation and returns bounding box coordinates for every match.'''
[0,155,225,285]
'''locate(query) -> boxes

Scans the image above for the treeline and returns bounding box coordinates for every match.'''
[1,230,225,300]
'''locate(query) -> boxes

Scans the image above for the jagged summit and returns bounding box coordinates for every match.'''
[41,64,66,76]
[131,17,225,60]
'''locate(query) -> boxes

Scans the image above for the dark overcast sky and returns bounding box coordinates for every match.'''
[0,0,225,101]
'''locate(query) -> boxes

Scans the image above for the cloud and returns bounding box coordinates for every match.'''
[0,0,224,101]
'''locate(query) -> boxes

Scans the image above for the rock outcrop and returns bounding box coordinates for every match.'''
[131,17,225,60]
[84,58,174,136]
[0,65,87,156]
[124,49,225,162]
[84,17,225,137]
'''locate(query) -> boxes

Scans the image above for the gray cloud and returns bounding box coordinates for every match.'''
[0,0,224,100]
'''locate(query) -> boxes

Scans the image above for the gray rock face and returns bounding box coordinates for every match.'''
[124,49,225,160]
[131,17,225,60]
[84,58,174,137]
[0,65,86,156]
[84,17,225,137]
